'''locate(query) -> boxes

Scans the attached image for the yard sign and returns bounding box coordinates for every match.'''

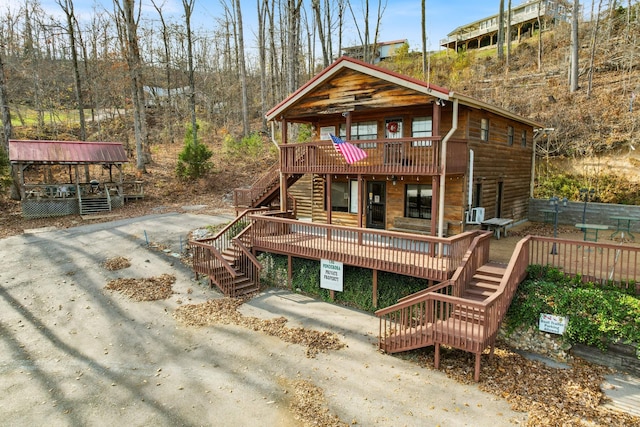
[320,259,343,292]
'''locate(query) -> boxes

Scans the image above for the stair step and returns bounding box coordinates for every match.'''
[470,279,500,290]
[472,274,502,285]
[464,286,496,299]
[476,263,507,276]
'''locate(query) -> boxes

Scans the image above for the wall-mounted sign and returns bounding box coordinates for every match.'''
[539,313,568,335]
[320,259,343,292]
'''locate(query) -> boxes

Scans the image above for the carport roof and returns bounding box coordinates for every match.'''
[9,140,129,164]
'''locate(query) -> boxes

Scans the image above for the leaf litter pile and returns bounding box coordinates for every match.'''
[102,256,131,271]
[105,274,176,301]
[174,298,345,358]
[402,344,640,426]
[287,379,347,427]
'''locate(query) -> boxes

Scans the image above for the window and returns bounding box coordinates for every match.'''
[340,121,377,148]
[412,116,433,147]
[473,182,482,208]
[507,126,514,146]
[521,129,527,147]
[480,118,489,141]
[329,180,359,213]
[405,184,432,219]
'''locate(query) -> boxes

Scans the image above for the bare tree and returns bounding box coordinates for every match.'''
[537,0,543,71]
[346,0,387,64]
[181,0,199,144]
[234,0,249,136]
[56,0,86,140]
[151,0,176,143]
[421,0,427,80]
[498,0,505,60]
[257,0,268,130]
[114,0,149,173]
[312,0,330,67]
[570,0,580,92]
[506,0,512,69]
[587,0,603,98]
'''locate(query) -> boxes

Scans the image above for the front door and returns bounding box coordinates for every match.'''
[366,181,386,229]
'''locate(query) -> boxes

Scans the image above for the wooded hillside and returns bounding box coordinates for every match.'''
[1,1,640,205]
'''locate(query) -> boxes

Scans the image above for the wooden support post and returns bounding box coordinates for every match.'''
[287,255,292,289]
[434,343,441,369]
[372,269,378,308]
[330,290,335,301]
[474,353,481,382]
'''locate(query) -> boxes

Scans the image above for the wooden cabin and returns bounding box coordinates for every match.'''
[194,57,638,381]
[238,56,542,238]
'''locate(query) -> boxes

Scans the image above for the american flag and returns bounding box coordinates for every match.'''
[329,134,368,164]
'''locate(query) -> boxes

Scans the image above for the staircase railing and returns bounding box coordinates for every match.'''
[232,224,262,294]
[234,163,280,207]
[189,207,269,295]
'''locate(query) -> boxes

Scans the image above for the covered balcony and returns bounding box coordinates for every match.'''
[280,137,468,176]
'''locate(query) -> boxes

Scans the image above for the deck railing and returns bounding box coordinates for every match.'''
[249,215,477,282]
[376,231,529,381]
[233,163,280,207]
[279,138,467,176]
[528,236,640,291]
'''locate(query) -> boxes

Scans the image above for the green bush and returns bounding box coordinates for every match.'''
[258,254,428,312]
[176,124,213,180]
[506,266,640,353]
[223,132,266,159]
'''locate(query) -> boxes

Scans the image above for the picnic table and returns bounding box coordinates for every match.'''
[610,216,636,241]
[575,223,609,242]
[481,218,513,240]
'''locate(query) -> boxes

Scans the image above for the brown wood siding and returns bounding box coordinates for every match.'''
[286,69,432,118]
[386,181,405,229]
[466,108,533,222]
[289,174,313,218]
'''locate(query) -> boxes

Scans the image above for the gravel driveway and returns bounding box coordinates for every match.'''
[0,212,526,426]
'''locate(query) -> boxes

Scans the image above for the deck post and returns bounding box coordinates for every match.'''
[372,269,378,308]
[434,343,441,369]
[474,353,481,382]
[287,255,292,288]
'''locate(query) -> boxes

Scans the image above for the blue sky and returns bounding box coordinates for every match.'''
[0,1,583,52]
[0,1,499,50]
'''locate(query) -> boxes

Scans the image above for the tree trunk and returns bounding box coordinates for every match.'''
[234,0,249,137]
[498,0,505,60]
[570,0,580,92]
[57,0,86,141]
[587,0,604,98]
[183,0,198,144]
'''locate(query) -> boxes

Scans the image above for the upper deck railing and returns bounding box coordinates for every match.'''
[279,137,467,176]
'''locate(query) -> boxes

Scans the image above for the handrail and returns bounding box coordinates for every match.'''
[250,215,479,281]
[190,239,239,278]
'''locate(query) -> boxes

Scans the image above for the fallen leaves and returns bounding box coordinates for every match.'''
[104,274,176,301]
[287,379,348,427]
[173,298,345,357]
[402,343,640,426]
[102,256,131,271]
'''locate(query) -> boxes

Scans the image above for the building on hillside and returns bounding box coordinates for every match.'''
[440,0,571,51]
[341,39,407,64]
[244,55,542,238]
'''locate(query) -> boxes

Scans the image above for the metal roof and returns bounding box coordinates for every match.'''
[9,140,129,164]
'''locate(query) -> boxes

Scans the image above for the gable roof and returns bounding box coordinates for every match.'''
[9,140,129,164]
[266,56,543,128]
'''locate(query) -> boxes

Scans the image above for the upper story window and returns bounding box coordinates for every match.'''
[340,121,377,148]
[507,126,514,146]
[411,116,433,147]
[480,118,490,141]
[521,130,527,147]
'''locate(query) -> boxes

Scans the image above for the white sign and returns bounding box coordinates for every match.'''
[539,313,569,335]
[320,259,343,292]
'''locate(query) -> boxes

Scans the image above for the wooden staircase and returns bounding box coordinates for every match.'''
[189,209,265,297]
[376,232,527,382]
[463,263,505,301]
[234,158,305,211]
